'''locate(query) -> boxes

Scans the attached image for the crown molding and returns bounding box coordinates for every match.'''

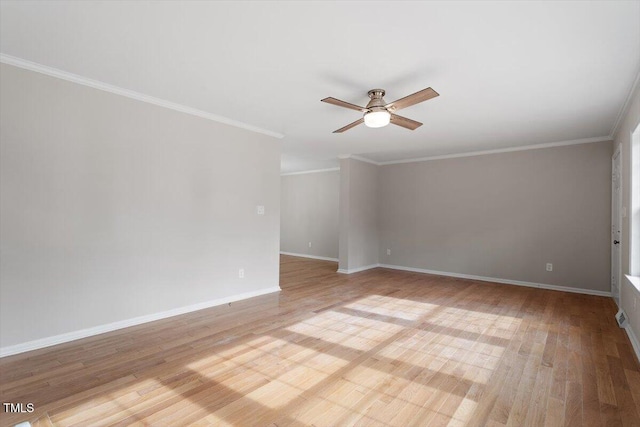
[610,66,640,139]
[350,155,381,165]
[281,167,339,176]
[377,136,612,166]
[0,53,284,140]
[5,53,618,165]
[332,136,612,170]
[338,154,380,165]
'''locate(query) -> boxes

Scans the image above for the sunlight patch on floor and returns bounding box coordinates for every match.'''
[255,378,312,406]
[344,294,439,322]
[447,395,479,426]
[181,292,522,424]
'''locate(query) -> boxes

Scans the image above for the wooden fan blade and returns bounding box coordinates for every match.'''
[390,114,423,130]
[321,97,367,112]
[334,118,364,133]
[385,87,439,112]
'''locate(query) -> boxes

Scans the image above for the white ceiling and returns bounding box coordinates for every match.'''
[1,1,639,173]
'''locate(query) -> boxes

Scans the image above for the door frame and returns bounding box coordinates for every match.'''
[612,146,622,306]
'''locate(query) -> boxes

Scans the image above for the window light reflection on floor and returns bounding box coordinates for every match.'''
[183,292,524,425]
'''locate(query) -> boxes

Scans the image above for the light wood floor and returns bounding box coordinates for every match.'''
[1,255,639,426]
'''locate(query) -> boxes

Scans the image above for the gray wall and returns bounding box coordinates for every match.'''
[280,170,339,259]
[339,158,379,271]
[378,141,613,292]
[613,81,640,343]
[0,63,281,349]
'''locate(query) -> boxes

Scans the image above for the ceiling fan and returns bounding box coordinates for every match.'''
[321,87,439,133]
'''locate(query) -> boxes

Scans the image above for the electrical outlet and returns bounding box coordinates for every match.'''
[308,242,312,248]
[546,263,553,272]
[256,205,265,215]
[387,249,391,255]
[238,268,245,279]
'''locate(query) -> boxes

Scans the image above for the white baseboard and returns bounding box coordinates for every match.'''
[625,324,640,364]
[0,286,281,358]
[378,263,612,297]
[337,264,380,274]
[280,251,338,262]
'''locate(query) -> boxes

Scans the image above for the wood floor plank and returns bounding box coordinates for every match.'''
[524,364,553,427]
[29,413,54,427]
[608,355,640,427]
[545,396,566,427]
[564,380,584,427]
[626,369,640,418]
[0,255,638,427]
[582,335,604,427]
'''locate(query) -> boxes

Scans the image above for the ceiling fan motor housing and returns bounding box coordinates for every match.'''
[366,89,387,110]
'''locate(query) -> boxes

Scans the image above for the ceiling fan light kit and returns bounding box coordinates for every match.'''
[364,109,391,128]
[321,87,439,133]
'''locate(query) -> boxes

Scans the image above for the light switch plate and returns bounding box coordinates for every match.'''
[256,205,265,215]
